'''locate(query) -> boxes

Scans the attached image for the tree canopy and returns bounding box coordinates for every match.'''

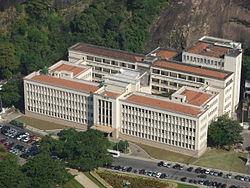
[39,129,112,171]
[0,42,19,79]
[0,0,169,109]
[0,159,29,188]
[21,153,72,188]
[208,115,243,148]
[0,150,72,188]
[0,79,23,109]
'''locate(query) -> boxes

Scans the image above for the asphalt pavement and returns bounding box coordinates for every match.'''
[111,156,250,187]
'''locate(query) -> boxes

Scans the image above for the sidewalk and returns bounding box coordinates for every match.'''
[68,168,99,188]
[128,142,151,159]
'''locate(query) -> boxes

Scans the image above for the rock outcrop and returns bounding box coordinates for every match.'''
[146,0,250,50]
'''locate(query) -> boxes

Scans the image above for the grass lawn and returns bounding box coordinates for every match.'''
[64,178,84,188]
[15,116,71,130]
[136,143,248,173]
[193,148,248,173]
[177,184,197,188]
[84,172,106,188]
[137,143,196,164]
[96,169,194,188]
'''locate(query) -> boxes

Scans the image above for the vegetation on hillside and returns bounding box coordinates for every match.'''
[0,0,168,109]
[242,48,250,81]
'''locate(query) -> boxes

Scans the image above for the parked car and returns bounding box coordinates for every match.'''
[187,167,193,172]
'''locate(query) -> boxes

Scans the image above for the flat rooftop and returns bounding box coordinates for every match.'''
[50,63,88,76]
[154,48,178,59]
[152,60,232,80]
[100,90,121,99]
[125,94,202,117]
[29,74,99,93]
[180,89,212,106]
[186,41,241,58]
[70,43,144,63]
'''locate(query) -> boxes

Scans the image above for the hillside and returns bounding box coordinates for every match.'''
[146,0,250,50]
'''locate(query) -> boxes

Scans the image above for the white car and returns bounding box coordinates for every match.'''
[17,134,26,140]
[156,172,162,178]
[23,137,30,143]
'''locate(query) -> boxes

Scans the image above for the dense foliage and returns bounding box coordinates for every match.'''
[0,152,72,188]
[0,0,168,109]
[39,129,112,171]
[114,140,129,153]
[208,115,243,148]
[21,153,72,188]
[242,48,250,81]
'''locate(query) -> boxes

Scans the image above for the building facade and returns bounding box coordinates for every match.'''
[24,36,242,157]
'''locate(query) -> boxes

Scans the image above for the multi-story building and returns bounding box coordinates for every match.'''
[182,36,242,111]
[150,60,234,116]
[24,61,99,129]
[23,36,242,157]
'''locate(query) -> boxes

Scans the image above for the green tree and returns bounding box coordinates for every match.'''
[21,153,72,188]
[114,140,129,153]
[25,0,53,21]
[0,42,19,79]
[40,129,113,171]
[208,115,243,148]
[0,158,29,188]
[0,79,22,108]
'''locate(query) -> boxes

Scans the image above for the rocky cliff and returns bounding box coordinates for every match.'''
[146,0,250,50]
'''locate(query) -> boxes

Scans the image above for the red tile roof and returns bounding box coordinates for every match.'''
[70,43,144,63]
[30,74,98,93]
[51,64,87,76]
[152,60,231,80]
[155,49,177,59]
[126,94,202,116]
[187,41,230,58]
[181,89,212,106]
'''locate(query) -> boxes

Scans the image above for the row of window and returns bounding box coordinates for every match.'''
[26,84,88,102]
[86,55,136,69]
[121,105,196,126]
[27,106,88,124]
[183,54,224,67]
[98,100,113,125]
[151,69,205,83]
[121,129,195,150]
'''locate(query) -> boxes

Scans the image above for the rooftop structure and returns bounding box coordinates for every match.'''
[172,87,213,107]
[50,61,87,76]
[27,74,99,94]
[149,47,178,60]
[125,93,202,117]
[152,60,232,80]
[69,43,144,63]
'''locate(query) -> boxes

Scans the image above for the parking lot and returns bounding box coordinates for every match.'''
[109,156,250,188]
[0,123,40,159]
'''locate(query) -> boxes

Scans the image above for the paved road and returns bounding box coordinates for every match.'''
[111,156,250,187]
[243,130,250,151]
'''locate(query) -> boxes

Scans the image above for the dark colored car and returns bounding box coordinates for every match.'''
[180,177,187,182]
[187,167,193,172]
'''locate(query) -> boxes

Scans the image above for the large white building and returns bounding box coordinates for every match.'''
[23,36,242,157]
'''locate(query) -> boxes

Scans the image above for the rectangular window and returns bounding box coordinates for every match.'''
[95,57,102,62]
[87,56,94,61]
